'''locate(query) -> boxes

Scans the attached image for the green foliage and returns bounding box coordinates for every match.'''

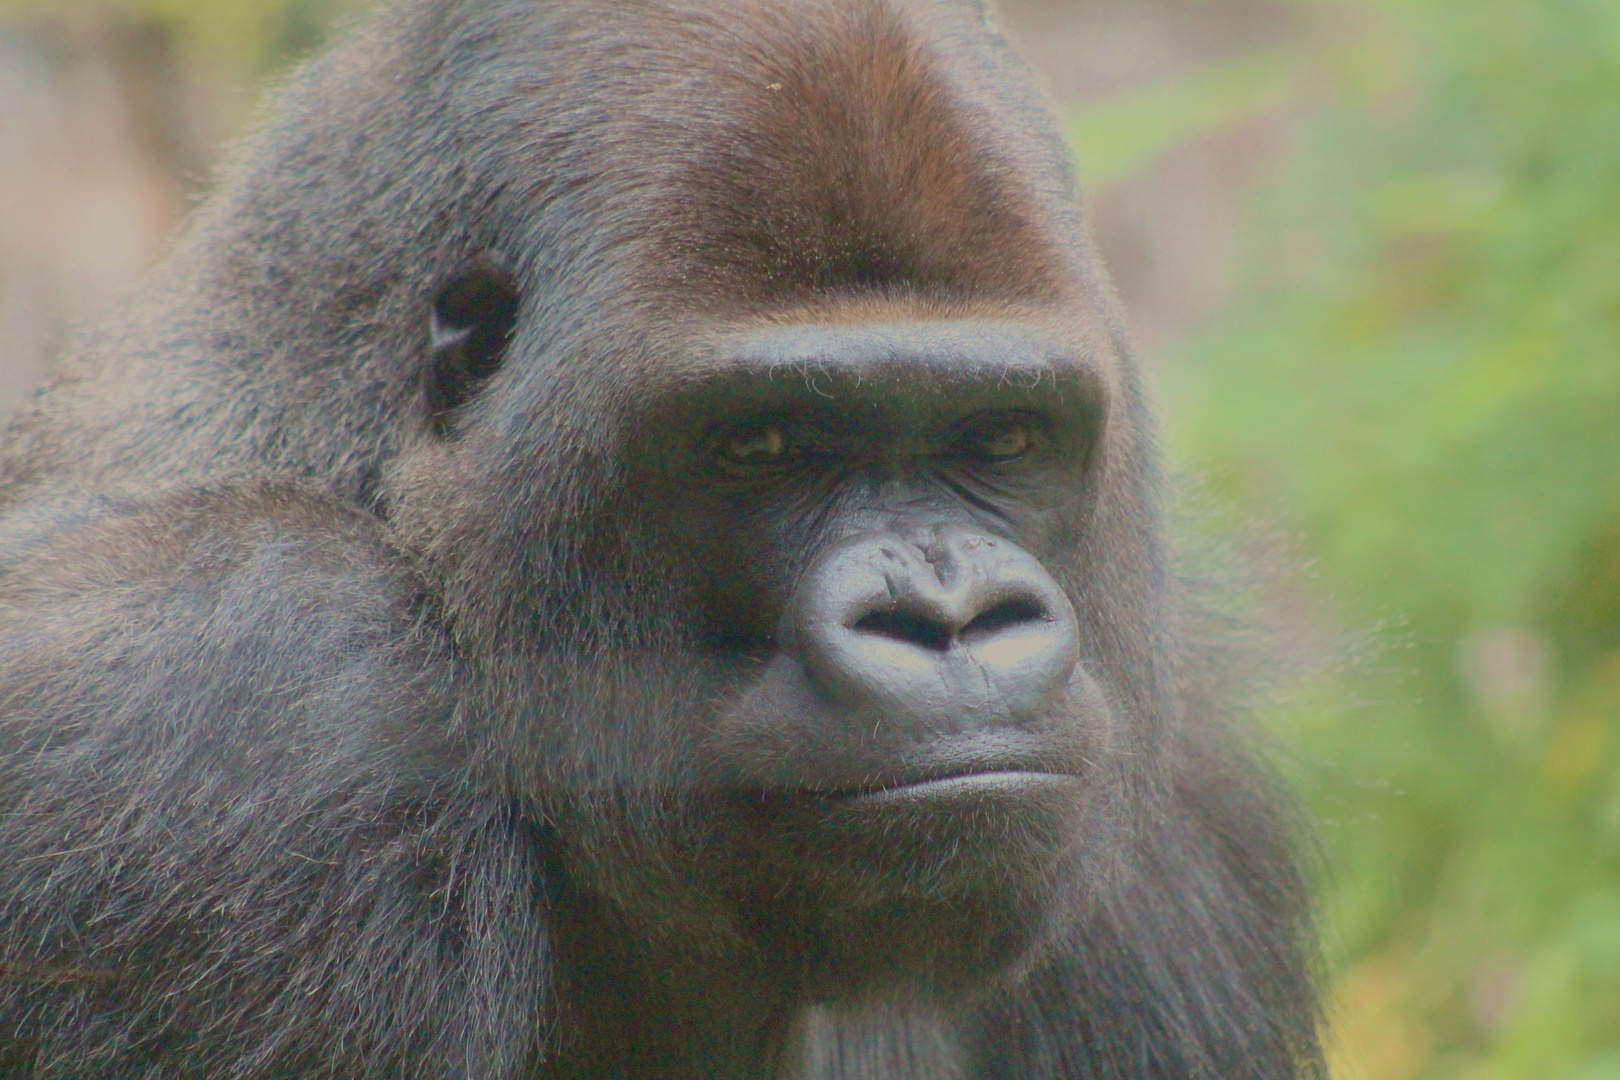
[0,0,357,78]
[1070,1,1620,1076]
[1068,46,1302,189]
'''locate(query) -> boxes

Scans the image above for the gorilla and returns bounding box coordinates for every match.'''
[0,1,1322,1077]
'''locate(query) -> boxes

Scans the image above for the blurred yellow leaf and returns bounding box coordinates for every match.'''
[1325,951,1435,1080]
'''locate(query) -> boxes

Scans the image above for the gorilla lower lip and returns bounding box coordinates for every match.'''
[845,770,1079,803]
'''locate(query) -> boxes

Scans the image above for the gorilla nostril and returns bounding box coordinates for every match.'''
[852,609,953,652]
[960,597,1048,641]
[854,596,1049,652]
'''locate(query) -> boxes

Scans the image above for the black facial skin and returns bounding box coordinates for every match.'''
[651,323,1106,795]
[0,2,1323,1079]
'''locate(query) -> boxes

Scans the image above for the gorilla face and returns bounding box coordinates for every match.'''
[660,321,1112,848]
[408,285,1134,995]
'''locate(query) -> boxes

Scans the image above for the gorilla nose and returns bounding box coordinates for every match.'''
[786,528,1080,735]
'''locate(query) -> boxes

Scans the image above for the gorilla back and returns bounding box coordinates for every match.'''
[0,2,1323,1078]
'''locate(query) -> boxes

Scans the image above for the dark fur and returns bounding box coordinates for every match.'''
[0,1,1322,1077]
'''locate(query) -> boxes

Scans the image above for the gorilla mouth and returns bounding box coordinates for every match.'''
[727,757,1084,809]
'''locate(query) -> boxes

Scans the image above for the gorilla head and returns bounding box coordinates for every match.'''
[0,2,1321,1077]
[386,0,1158,998]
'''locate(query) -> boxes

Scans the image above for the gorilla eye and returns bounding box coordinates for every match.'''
[713,423,792,471]
[960,417,1037,462]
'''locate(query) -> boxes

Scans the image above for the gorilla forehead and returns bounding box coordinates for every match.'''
[636,0,1075,308]
[449,1,1121,450]
[477,0,1088,307]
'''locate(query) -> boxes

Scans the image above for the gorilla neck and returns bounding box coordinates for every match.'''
[546,886,969,1079]
[547,886,801,1080]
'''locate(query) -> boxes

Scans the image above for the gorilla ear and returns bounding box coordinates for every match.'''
[423,256,521,432]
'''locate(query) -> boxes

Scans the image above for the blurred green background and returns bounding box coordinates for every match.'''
[1,1,1616,1077]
